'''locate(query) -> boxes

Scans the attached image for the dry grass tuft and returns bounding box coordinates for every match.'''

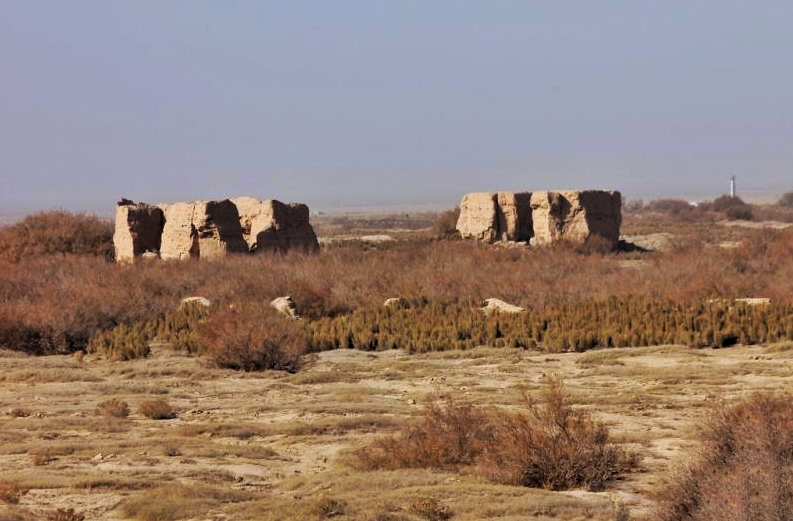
[309,495,347,519]
[29,449,55,466]
[0,480,26,504]
[120,484,251,521]
[7,408,31,418]
[138,398,176,420]
[45,509,85,521]
[94,398,130,418]
[408,496,453,520]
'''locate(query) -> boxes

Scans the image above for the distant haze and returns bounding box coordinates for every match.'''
[2,1,792,216]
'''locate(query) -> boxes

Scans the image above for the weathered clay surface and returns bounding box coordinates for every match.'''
[383,297,409,309]
[456,192,499,242]
[235,198,319,254]
[456,189,621,249]
[180,296,211,308]
[113,201,164,263]
[115,197,319,262]
[482,298,525,314]
[530,190,622,249]
[160,202,200,261]
[270,296,299,319]
[457,192,532,243]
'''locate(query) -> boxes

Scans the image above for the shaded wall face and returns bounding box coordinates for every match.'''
[197,200,249,259]
[254,201,319,253]
[495,192,532,242]
[113,204,164,262]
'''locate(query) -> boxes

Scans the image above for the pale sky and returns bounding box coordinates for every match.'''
[2,1,793,215]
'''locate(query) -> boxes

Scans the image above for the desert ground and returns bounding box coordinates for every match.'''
[2,200,793,520]
[2,339,792,520]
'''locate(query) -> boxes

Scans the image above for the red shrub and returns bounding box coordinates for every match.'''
[198,306,308,372]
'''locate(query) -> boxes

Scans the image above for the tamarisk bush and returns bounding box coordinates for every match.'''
[356,377,633,491]
[656,392,793,520]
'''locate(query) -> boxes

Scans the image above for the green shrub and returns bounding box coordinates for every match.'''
[88,301,211,360]
[88,323,151,361]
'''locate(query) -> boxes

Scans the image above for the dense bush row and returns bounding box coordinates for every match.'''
[2,208,793,360]
[80,294,793,373]
[310,296,793,353]
[627,194,793,223]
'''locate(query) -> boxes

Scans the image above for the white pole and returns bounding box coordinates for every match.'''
[730,176,736,198]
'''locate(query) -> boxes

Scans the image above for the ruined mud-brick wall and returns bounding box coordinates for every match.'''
[114,198,319,262]
[456,190,622,249]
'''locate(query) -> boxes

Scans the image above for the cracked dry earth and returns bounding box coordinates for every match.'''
[1,343,792,520]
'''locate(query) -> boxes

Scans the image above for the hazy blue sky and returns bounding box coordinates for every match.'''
[2,1,793,214]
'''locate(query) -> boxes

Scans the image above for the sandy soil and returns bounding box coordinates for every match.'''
[1,343,792,520]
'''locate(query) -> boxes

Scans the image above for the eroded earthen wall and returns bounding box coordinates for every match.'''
[456,189,621,249]
[114,197,319,262]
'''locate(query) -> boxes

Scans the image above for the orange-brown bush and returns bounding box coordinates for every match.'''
[0,479,26,504]
[94,398,130,418]
[430,206,461,238]
[477,378,630,491]
[198,306,308,372]
[45,509,85,521]
[0,211,113,262]
[778,191,793,208]
[408,497,453,521]
[643,198,700,217]
[357,378,630,491]
[355,395,495,470]
[656,392,793,520]
[139,398,176,420]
